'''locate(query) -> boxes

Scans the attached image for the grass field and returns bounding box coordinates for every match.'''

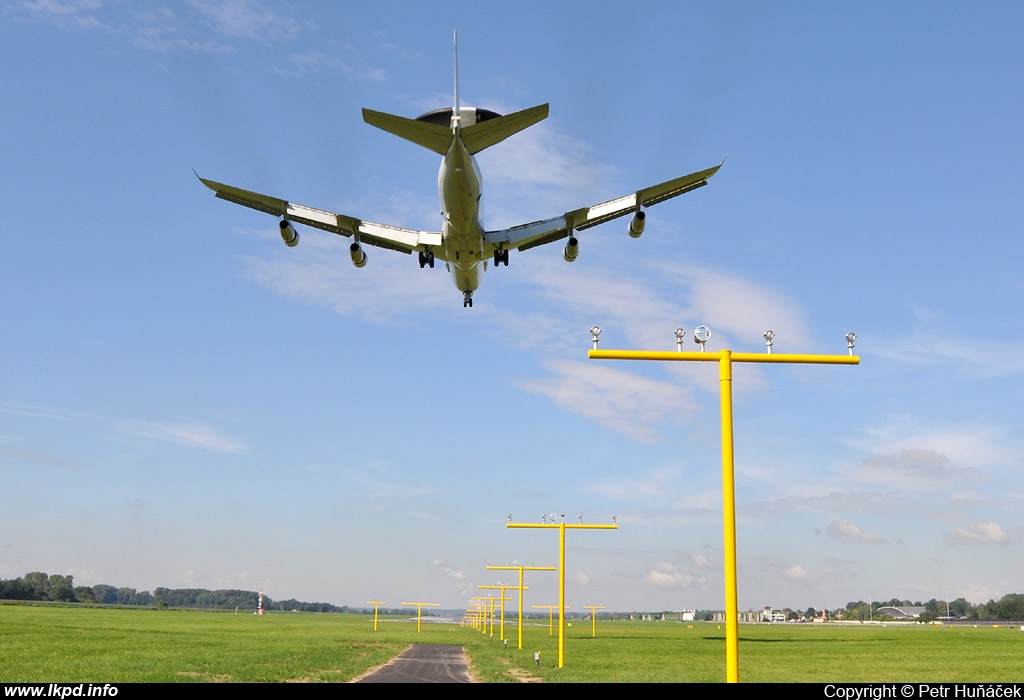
[2,604,1022,683]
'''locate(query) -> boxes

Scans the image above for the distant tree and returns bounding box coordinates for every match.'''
[73,586,97,604]
[0,577,31,600]
[49,574,76,602]
[996,594,1024,620]
[948,597,973,618]
[22,572,51,600]
[974,599,998,619]
[91,584,118,605]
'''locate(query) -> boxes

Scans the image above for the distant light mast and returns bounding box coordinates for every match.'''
[258,588,264,615]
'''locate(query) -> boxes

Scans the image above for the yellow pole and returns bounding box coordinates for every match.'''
[365,600,387,632]
[719,350,739,682]
[401,602,439,633]
[589,341,858,682]
[506,518,617,668]
[486,564,554,650]
[558,519,566,667]
[479,585,516,642]
[531,605,563,635]
[584,605,605,637]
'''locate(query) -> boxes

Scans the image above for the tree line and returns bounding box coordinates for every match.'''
[0,571,346,613]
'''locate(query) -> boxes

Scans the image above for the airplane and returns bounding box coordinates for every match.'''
[198,34,721,308]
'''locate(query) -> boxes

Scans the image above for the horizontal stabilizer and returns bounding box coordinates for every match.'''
[461,103,549,154]
[362,109,453,155]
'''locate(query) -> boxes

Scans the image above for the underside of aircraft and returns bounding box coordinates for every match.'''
[198,35,721,308]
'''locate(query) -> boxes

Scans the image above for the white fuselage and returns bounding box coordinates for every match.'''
[438,132,485,293]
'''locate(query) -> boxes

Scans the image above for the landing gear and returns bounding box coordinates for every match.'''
[463,291,473,308]
[418,250,435,268]
[493,248,509,266]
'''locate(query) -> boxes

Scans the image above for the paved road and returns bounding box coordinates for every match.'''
[356,644,471,683]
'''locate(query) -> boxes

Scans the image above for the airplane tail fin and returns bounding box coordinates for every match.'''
[453,29,460,128]
[361,103,549,156]
[361,31,548,156]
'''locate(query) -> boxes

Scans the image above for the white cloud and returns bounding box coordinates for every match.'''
[827,519,885,544]
[20,0,105,30]
[644,563,706,589]
[0,400,244,455]
[119,420,244,454]
[0,445,88,471]
[187,0,300,43]
[243,235,453,323]
[589,467,681,501]
[517,361,696,442]
[288,51,386,82]
[572,571,590,585]
[432,558,465,582]
[783,565,810,581]
[845,421,1018,489]
[945,521,1011,546]
[879,330,1024,379]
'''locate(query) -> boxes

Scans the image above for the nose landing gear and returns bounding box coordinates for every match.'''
[463,291,473,308]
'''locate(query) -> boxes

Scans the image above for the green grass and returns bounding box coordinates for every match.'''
[2,605,1023,682]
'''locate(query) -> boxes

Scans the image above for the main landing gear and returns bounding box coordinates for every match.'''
[418,250,435,268]
[463,291,473,308]
[493,248,509,266]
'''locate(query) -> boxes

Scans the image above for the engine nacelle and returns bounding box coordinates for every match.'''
[279,220,299,247]
[350,242,367,268]
[628,210,646,239]
[563,236,579,263]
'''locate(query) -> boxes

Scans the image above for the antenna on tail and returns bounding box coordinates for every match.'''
[452,29,461,130]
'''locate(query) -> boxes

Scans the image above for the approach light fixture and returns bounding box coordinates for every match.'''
[764,330,775,353]
[591,326,601,349]
[846,332,857,355]
[694,325,712,352]
[578,514,583,524]
[675,327,686,351]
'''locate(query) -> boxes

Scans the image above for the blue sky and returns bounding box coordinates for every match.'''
[2,1,1023,614]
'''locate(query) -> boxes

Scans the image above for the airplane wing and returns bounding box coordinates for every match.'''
[483,162,722,252]
[196,174,444,256]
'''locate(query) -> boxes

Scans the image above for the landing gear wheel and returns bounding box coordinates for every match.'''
[493,249,509,266]
[418,251,435,269]
[463,291,473,308]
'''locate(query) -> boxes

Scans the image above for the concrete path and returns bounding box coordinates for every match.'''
[355,644,471,683]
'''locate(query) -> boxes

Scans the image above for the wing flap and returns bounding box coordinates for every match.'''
[198,175,287,217]
[637,163,722,207]
[484,216,569,252]
[197,173,443,257]
[483,161,721,254]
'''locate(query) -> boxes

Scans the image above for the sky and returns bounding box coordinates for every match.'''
[2,1,1023,615]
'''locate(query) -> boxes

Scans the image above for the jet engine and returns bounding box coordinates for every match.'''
[279,220,299,247]
[350,242,367,268]
[563,236,579,262]
[628,210,646,239]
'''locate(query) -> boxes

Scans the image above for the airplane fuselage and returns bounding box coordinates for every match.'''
[438,131,485,295]
[198,46,720,309]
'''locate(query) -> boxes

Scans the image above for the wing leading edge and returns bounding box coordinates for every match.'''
[196,174,443,256]
[483,162,722,253]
